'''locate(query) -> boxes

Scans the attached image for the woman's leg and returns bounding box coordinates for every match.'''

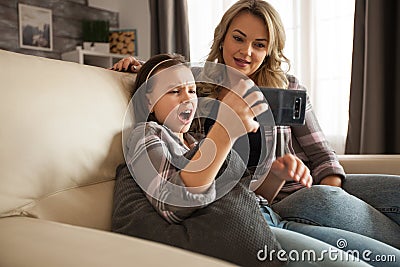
[282,221,400,267]
[271,185,400,249]
[343,174,400,225]
[271,228,374,267]
[261,206,372,266]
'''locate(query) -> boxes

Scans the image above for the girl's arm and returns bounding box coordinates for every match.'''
[180,80,268,193]
[126,122,216,223]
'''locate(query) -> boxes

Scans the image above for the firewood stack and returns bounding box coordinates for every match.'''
[109,30,136,55]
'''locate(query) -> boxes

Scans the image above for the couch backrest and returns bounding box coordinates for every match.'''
[0,49,135,230]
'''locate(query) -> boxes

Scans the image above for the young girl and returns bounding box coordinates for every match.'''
[123,53,273,223]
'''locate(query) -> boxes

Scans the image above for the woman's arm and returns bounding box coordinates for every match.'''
[288,75,346,185]
[110,56,144,72]
[320,175,342,187]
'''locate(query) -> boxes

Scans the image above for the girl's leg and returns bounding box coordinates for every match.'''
[271,185,400,249]
[343,174,400,225]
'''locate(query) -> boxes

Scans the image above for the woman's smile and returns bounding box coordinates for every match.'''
[233,57,251,68]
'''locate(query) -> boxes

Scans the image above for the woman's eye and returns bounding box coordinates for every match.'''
[254,43,266,48]
[169,90,179,94]
[233,35,243,42]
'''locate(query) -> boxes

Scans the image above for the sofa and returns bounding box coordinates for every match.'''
[0,49,399,267]
[0,49,232,267]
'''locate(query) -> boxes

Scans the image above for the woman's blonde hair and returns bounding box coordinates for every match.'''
[206,0,290,91]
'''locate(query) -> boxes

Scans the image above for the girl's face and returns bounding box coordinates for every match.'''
[147,65,197,134]
[222,12,269,77]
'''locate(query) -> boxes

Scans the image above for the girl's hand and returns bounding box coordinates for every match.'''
[270,154,313,188]
[216,79,268,141]
[110,56,143,72]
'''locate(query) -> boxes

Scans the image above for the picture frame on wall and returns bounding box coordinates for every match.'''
[18,3,53,51]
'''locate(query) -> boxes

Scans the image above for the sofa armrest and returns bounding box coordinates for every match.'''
[0,217,232,267]
[338,154,400,175]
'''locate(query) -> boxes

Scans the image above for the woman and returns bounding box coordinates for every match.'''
[112,0,400,263]
[200,0,400,255]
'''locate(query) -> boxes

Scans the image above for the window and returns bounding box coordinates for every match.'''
[188,0,237,62]
[188,0,355,154]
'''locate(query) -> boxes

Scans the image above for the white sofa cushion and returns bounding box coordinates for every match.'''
[0,49,134,229]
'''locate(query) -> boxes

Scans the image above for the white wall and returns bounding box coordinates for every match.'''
[88,0,151,60]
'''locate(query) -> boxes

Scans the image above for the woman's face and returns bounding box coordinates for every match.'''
[222,11,268,77]
[147,65,197,134]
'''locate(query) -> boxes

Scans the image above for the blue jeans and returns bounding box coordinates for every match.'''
[342,174,400,226]
[262,205,399,267]
[261,179,400,266]
[270,227,372,266]
[272,179,400,248]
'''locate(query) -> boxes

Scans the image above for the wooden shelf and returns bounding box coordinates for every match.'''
[61,47,127,68]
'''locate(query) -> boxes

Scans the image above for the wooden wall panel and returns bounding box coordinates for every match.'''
[0,6,18,28]
[0,0,118,59]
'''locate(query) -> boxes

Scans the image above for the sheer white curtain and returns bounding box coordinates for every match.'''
[187,0,236,62]
[187,0,355,154]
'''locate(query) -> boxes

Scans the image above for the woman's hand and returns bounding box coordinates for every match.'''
[253,154,312,203]
[271,154,313,188]
[216,79,268,141]
[110,56,143,72]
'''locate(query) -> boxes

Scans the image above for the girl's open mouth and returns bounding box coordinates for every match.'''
[178,108,193,124]
[177,103,195,124]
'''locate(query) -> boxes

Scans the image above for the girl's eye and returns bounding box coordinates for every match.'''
[189,85,196,94]
[169,89,179,94]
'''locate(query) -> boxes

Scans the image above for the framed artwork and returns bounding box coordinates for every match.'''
[18,3,53,51]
